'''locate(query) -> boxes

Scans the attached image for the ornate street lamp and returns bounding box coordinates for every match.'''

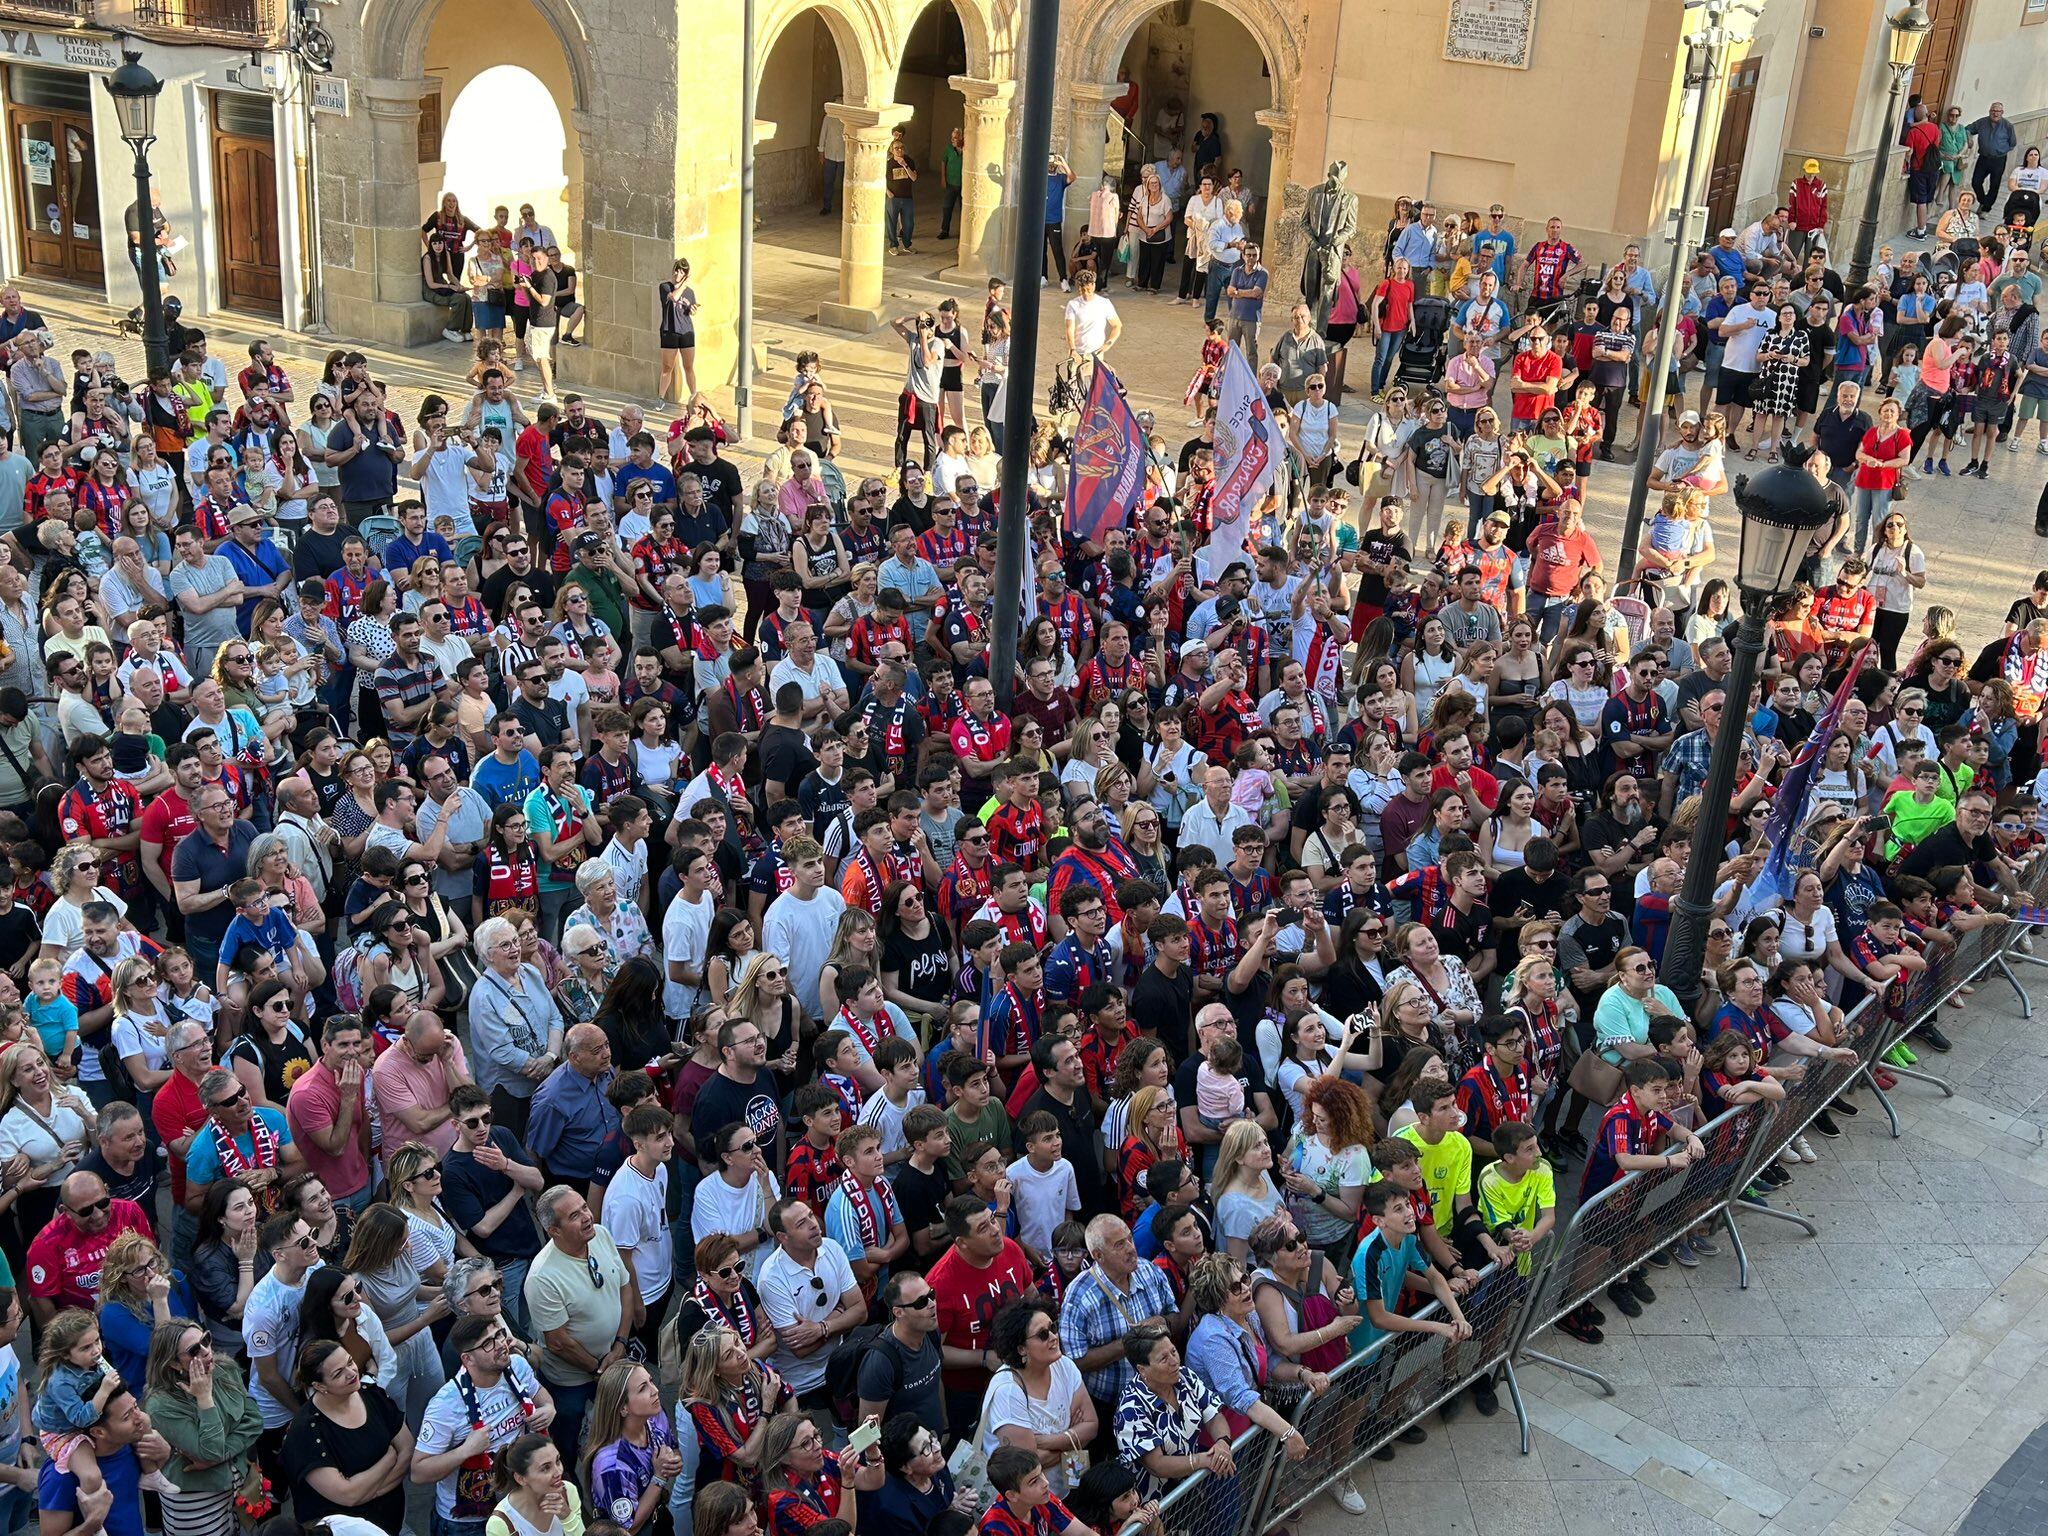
[1847,3,1932,289]
[103,44,170,380]
[1659,451,1835,996]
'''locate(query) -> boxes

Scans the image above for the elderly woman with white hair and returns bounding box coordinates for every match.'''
[563,857,653,962]
[554,923,618,1026]
[465,914,567,1140]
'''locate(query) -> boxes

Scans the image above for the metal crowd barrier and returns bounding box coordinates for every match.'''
[1116,861,2048,1527]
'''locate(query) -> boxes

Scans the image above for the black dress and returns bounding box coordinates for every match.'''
[282,1384,408,1532]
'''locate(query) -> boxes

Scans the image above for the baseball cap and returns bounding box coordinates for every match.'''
[296,578,327,602]
[1719,227,1737,238]
[1483,510,1511,527]
[1180,639,1208,661]
[575,532,605,553]
[1677,410,1701,427]
[1803,158,1821,175]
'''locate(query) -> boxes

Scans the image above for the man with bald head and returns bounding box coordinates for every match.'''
[98,539,165,646]
[372,1009,473,1156]
[24,1170,155,1325]
[523,1023,621,1194]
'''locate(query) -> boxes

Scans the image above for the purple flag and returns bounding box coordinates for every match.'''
[1730,643,1872,929]
[1064,362,1147,546]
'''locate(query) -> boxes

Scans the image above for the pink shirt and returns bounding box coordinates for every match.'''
[370,1037,471,1155]
[286,1059,372,1199]
[1445,352,1496,409]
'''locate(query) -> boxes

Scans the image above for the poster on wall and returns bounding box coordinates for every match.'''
[1444,0,1540,69]
[22,137,53,186]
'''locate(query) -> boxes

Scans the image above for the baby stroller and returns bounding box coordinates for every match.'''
[1609,577,1657,645]
[1397,296,1452,390]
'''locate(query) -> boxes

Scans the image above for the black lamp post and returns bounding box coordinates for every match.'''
[1658,450,1834,1000]
[103,45,168,380]
[1847,3,1931,290]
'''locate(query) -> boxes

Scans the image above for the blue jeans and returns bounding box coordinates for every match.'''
[1447,405,1476,438]
[334,1182,374,1214]
[1371,330,1404,394]
[1204,263,1233,325]
[1535,593,1578,643]
[821,158,844,213]
[1851,486,1890,555]
[432,1516,489,1536]
[538,1370,598,1465]
[495,1255,533,1337]
[886,196,914,248]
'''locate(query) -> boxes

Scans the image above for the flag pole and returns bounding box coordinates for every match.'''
[988,0,1062,713]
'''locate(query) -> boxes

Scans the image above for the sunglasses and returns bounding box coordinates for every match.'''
[67,1197,111,1218]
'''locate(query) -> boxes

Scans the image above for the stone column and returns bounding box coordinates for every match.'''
[1063,83,1123,234]
[1257,107,1307,307]
[950,75,1015,281]
[819,102,912,333]
[349,77,438,345]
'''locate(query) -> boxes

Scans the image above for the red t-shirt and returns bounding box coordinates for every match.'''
[1429,762,1501,813]
[1525,524,1603,598]
[26,1199,155,1309]
[153,1070,208,1205]
[1372,279,1415,333]
[1855,428,1910,491]
[1510,350,1564,420]
[136,787,196,890]
[928,1237,1038,1390]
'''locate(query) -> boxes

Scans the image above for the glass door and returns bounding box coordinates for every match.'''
[6,68,103,286]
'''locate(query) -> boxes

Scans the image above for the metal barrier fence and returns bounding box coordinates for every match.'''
[1263,1259,1524,1521]
[1117,866,2048,1533]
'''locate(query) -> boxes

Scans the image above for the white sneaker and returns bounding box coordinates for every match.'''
[1060,279,1072,292]
[511,358,525,373]
[441,328,466,344]
[140,1470,182,1496]
[2036,441,2048,455]
[1335,1478,1368,1515]
[1795,1136,1817,1162]
[1779,1147,1801,1168]
[2009,438,2024,452]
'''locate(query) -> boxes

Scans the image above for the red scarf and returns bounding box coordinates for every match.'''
[836,1001,894,1058]
[848,846,888,915]
[835,1169,901,1252]
[213,1113,282,1212]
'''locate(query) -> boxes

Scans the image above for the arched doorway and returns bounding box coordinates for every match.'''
[889,0,967,259]
[440,65,571,258]
[1117,4,1273,223]
[757,11,845,219]
[419,0,586,253]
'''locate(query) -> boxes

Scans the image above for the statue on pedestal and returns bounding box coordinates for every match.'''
[1300,160,1359,332]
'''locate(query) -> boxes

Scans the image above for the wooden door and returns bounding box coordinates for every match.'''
[1705,57,1761,237]
[211,94,282,317]
[1912,0,1971,119]
[7,104,103,286]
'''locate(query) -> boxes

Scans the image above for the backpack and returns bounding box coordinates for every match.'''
[332,938,371,1013]
[823,1321,891,1421]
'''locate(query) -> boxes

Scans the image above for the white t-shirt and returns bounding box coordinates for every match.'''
[243,1263,320,1427]
[981,1356,1088,1492]
[758,1238,859,1392]
[763,887,848,1020]
[415,1354,545,1518]
[38,890,128,961]
[110,1007,172,1074]
[1720,303,1774,373]
[1779,906,1839,967]
[661,889,715,1020]
[1005,1156,1080,1256]
[856,1085,928,1158]
[692,1169,779,1284]
[1064,294,1118,355]
[606,1158,676,1302]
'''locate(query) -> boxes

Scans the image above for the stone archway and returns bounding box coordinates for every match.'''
[888,0,1012,278]
[1058,0,1304,282]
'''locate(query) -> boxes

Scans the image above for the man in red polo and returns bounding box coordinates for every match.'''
[150,1021,215,1269]
[25,1171,154,1325]
[927,1196,1037,1434]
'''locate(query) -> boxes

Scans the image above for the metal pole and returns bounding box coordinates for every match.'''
[737,0,757,442]
[1659,596,1766,1000]
[1616,21,1722,584]
[1848,71,1907,290]
[132,148,169,380]
[988,0,1060,711]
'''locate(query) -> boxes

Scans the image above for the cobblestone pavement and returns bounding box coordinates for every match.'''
[1284,956,2048,1536]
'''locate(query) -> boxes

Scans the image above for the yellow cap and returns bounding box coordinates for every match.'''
[1803,159,1821,175]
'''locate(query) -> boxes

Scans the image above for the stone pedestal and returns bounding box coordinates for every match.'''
[333,77,442,347]
[818,102,913,333]
[951,75,1015,281]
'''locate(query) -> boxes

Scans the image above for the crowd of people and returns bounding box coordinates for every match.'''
[0,92,2041,1536]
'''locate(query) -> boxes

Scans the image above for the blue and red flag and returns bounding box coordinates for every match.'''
[1064,362,1147,546]
[1730,643,1871,930]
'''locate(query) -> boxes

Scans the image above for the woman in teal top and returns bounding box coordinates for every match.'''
[1593,946,1686,1064]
